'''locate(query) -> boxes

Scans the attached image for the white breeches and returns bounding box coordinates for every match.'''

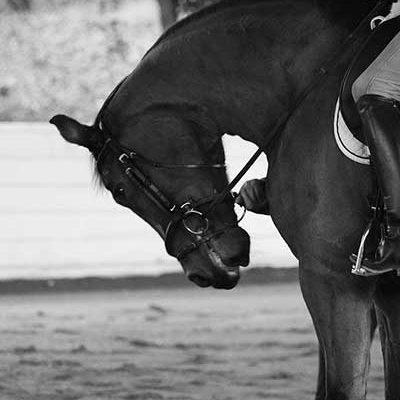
[352,30,400,102]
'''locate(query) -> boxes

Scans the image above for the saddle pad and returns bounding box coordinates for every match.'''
[333,99,370,165]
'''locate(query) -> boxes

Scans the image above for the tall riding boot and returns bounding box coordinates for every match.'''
[357,94,400,273]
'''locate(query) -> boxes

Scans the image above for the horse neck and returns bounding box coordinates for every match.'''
[150,2,376,146]
[106,0,377,151]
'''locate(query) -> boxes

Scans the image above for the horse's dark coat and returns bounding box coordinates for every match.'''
[55,0,400,398]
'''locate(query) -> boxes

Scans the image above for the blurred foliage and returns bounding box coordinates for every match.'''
[0,0,163,122]
[6,0,31,11]
[0,0,218,122]
[0,0,167,122]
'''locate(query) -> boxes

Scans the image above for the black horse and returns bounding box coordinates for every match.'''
[51,0,400,398]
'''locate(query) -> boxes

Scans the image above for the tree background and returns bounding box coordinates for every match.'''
[0,0,219,122]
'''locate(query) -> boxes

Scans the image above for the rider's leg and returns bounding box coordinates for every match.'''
[351,29,400,272]
[357,95,400,271]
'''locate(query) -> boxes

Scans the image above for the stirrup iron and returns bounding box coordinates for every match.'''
[351,220,377,276]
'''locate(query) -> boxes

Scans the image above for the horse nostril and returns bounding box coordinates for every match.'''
[187,273,211,287]
[223,254,249,267]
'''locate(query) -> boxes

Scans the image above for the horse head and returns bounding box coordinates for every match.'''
[50,111,250,289]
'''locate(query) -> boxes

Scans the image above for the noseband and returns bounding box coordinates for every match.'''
[96,125,246,260]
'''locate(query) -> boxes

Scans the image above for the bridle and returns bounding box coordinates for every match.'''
[96,122,246,260]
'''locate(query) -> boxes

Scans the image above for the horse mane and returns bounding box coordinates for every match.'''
[149,0,381,54]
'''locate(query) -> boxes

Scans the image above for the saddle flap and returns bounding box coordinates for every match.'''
[334,99,370,165]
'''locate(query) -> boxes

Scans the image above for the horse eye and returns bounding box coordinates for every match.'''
[113,185,125,198]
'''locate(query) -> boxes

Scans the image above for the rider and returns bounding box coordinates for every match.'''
[236,1,400,274]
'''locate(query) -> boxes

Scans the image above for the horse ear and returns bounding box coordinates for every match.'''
[50,114,99,149]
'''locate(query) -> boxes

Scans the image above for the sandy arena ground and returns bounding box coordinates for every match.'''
[0,283,384,400]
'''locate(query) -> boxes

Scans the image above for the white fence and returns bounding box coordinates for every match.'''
[0,122,296,279]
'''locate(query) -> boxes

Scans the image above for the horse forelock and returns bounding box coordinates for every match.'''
[90,153,105,191]
[88,126,107,191]
[90,74,130,191]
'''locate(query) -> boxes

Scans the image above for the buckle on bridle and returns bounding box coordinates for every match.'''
[119,153,130,164]
[181,202,209,235]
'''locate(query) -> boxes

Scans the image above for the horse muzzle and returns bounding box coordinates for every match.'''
[181,226,250,290]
